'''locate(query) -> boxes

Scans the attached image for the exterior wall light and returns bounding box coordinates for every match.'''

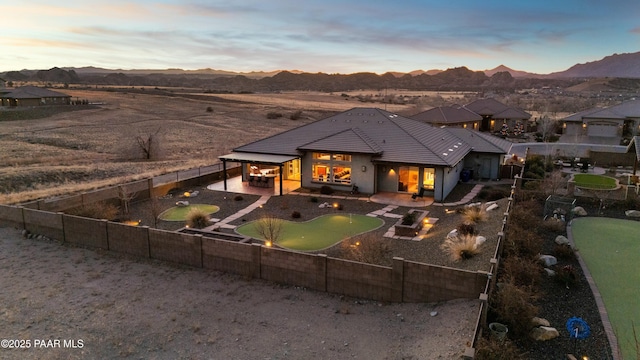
[361,165,367,172]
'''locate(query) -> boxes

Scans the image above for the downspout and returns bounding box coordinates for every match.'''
[279,164,284,195]
[440,168,445,202]
[222,160,228,191]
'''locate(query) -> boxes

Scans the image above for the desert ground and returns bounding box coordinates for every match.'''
[0,227,477,359]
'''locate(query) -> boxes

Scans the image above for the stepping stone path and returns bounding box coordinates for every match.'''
[364,205,439,242]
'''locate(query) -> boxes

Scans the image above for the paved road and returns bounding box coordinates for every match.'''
[510,142,626,158]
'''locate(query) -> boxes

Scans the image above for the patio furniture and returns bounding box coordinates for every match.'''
[411,187,426,200]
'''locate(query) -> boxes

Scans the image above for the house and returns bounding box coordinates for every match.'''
[410,106,482,130]
[0,85,71,107]
[219,108,512,201]
[561,99,640,144]
[462,98,531,134]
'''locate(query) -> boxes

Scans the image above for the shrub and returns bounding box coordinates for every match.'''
[477,187,510,201]
[336,203,344,210]
[541,218,566,234]
[266,111,283,119]
[186,208,210,229]
[475,336,523,360]
[233,195,244,201]
[553,244,576,261]
[461,205,487,224]
[502,255,543,287]
[491,281,539,338]
[67,201,119,221]
[441,234,479,261]
[320,185,334,195]
[340,234,391,265]
[289,110,303,120]
[291,211,301,219]
[309,196,319,203]
[504,224,544,257]
[401,212,416,225]
[456,222,477,236]
[206,106,213,113]
[555,264,579,288]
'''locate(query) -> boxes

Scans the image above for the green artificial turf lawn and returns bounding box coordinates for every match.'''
[158,204,220,221]
[571,217,640,360]
[236,214,384,251]
[572,174,617,189]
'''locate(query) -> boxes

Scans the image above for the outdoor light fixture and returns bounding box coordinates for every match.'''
[265,241,272,247]
[361,165,367,172]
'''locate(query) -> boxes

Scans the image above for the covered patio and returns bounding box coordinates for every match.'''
[219,153,301,196]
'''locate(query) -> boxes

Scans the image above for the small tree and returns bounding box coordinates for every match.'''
[118,186,137,218]
[254,215,283,246]
[134,128,164,160]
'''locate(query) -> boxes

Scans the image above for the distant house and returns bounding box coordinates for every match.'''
[0,85,71,107]
[410,106,482,130]
[562,100,640,143]
[462,98,531,133]
[219,107,512,201]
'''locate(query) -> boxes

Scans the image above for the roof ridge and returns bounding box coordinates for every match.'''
[350,127,383,153]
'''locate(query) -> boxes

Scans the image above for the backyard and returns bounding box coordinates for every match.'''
[571,217,640,360]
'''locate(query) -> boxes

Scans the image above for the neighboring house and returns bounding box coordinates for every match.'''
[562,100,640,142]
[410,106,482,130]
[462,98,531,133]
[0,85,71,107]
[219,107,512,201]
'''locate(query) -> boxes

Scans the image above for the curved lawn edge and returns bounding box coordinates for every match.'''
[235,213,384,252]
[158,204,220,221]
[569,217,640,360]
[570,173,619,190]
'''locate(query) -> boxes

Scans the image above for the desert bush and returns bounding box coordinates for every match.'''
[555,264,579,288]
[502,255,543,288]
[289,110,303,120]
[186,208,210,229]
[475,336,523,360]
[309,196,319,203]
[441,234,480,261]
[340,234,391,265]
[291,211,301,219]
[320,185,334,195]
[401,212,416,225]
[477,186,510,201]
[491,281,539,338]
[456,222,477,236]
[67,201,119,221]
[508,199,543,226]
[504,224,544,257]
[206,106,213,113]
[461,205,487,224]
[553,244,576,261]
[266,111,283,119]
[541,218,566,234]
[233,195,244,201]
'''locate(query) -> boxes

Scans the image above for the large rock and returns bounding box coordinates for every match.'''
[539,255,558,267]
[531,317,551,327]
[625,210,640,218]
[572,206,588,216]
[486,203,499,212]
[555,235,569,246]
[474,235,486,248]
[530,326,559,341]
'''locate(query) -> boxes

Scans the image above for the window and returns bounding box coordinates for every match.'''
[312,152,352,184]
[423,168,435,190]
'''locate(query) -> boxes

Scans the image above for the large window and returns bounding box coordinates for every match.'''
[312,152,352,184]
[423,168,435,190]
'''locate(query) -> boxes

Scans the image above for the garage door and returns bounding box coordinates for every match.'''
[587,122,618,137]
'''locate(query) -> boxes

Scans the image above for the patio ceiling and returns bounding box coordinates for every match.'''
[219,152,299,165]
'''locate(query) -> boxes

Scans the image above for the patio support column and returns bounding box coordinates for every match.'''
[279,164,284,195]
[222,160,228,191]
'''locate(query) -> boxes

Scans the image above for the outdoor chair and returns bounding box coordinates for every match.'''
[411,187,426,200]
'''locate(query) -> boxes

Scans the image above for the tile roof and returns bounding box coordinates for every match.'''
[627,136,640,161]
[410,106,482,124]
[462,98,531,120]
[1,85,70,99]
[444,128,513,154]
[232,107,510,167]
[563,107,604,122]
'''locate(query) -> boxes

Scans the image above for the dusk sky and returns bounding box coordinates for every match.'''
[2,0,639,74]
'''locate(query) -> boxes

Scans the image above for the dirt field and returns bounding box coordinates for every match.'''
[0,227,477,359]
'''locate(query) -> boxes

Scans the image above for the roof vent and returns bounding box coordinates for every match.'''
[443,152,448,156]
[448,148,453,152]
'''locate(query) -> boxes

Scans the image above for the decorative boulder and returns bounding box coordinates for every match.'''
[175,200,189,207]
[531,317,551,327]
[544,268,556,277]
[625,210,640,218]
[529,326,559,341]
[555,235,570,246]
[446,229,458,239]
[486,203,499,211]
[539,254,558,267]
[572,206,588,216]
[474,236,486,248]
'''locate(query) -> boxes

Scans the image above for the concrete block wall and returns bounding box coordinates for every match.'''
[403,261,485,302]
[22,208,64,240]
[107,222,150,258]
[0,205,24,229]
[201,237,257,277]
[40,194,83,212]
[326,258,393,302]
[149,229,202,268]
[82,186,120,206]
[261,247,326,291]
[63,215,109,249]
